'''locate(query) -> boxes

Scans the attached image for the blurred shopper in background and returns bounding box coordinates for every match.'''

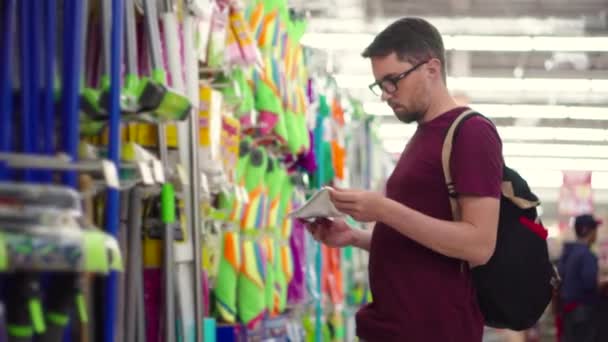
[557,214,604,342]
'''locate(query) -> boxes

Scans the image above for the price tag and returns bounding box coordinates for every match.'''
[138,162,154,185]
[200,172,210,195]
[177,164,189,186]
[102,160,120,189]
[152,160,166,183]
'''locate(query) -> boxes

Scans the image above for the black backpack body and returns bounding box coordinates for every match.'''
[441,110,556,330]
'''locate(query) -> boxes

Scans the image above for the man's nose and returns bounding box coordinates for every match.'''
[381,91,392,102]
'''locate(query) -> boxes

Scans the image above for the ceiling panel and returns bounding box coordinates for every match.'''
[371,0,608,19]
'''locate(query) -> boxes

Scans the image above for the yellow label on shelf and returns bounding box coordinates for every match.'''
[166,123,178,148]
[199,85,223,163]
[143,238,162,268]
[199,85,213,147]
[220,115,241,180]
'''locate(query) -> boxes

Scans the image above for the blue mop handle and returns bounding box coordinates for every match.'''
[103,1,123,342]
[58,1,85,342]
[30,0,42,169]
[19,0,34,182]
[42,0,57,182]
[60,0,82,189]
[0,0,15,181]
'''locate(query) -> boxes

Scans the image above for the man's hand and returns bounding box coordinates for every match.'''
[304,218,356,248]
[329,188,384,222]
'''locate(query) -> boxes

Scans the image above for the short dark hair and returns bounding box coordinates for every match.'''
[362,17,447,82]
[574,214,601,238]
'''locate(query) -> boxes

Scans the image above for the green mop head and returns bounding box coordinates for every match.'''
[284,109,301,155]
[215,231,241,323]
[237,238,266,327]
[255,74,287,142]
[241,145,268,231]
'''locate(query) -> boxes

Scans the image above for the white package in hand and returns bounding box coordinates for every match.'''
[288,187,344,221]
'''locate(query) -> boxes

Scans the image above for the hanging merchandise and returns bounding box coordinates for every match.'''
[236,142,268,330]
[0,1,130,341]
[208,3,230,69]
[287,189,308,306]
[0,0,393,340]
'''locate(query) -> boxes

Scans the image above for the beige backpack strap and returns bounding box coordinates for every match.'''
[441,109,479,221]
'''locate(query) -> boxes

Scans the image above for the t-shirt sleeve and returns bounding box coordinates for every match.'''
[450,116,503,198]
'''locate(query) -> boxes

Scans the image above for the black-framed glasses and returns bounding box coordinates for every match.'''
[368,60,429,96]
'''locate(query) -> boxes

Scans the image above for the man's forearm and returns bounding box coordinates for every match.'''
[350,228,373,251]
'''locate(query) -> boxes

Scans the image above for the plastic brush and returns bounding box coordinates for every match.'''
[140,0,191,123]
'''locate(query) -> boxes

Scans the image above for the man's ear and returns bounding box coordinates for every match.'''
[426,58,443,81]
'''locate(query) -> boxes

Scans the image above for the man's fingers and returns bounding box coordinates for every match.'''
[314,229,324,242]
[330,191,357,204]
[333,201,358,213]
[329,189,352,202]
[306,225,318,236]
[315,217,332,227]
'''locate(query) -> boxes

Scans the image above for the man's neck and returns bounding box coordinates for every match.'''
[577,238,592,247]
[420,90,460,123]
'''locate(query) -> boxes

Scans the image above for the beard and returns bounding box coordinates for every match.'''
[390,103,423,124]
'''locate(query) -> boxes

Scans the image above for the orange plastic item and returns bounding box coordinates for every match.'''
[322,246,344,305]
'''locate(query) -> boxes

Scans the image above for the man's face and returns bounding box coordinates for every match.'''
[370,53,430,124]
[590,228,598,245]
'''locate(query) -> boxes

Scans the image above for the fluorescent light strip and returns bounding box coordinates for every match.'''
[445,35,608,52]
[503,143,608,159]
[450,77,608,92]
[383,141,608,159]
[507,157,608,172]
[365,102,608,120]
[385,151,608,172]
[379,124,608,142]
[335,75,608,93]
[513,170,608,190]
[301,33,608,52]
[499,127,608,142]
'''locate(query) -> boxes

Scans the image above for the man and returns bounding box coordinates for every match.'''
[305,17,503,341]
[558,214,603,342]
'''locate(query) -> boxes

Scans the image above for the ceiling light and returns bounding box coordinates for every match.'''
[503,143,608,158]
[380,124,608,142]
[301,33,608,52]
[512,170,608,189]
[335,75,608,94]
[507,157,608,172]
[365,102,608,120]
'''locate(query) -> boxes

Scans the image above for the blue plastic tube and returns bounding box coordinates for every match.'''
[59,1,85,341]
[19,0,33,182]
[103,0,123,341]
[42,0,57,182]
[0,0,15,181]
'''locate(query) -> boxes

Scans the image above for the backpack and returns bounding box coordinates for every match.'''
[442,109,557,330]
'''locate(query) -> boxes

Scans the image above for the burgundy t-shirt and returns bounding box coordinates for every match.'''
[356,107,503,341]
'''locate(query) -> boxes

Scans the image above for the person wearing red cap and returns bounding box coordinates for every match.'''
[557,214,603,342]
